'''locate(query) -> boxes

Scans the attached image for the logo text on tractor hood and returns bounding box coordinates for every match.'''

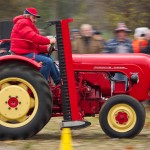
[94,66,128,70]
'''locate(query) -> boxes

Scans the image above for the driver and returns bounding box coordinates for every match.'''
[10,7,60,85]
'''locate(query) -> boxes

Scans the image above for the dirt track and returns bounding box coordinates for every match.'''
[1,105,150,150]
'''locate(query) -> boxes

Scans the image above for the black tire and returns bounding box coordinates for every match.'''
[0,62,52,140]
[99,95,145,138]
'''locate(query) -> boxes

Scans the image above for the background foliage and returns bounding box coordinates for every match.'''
[0,0,149,37]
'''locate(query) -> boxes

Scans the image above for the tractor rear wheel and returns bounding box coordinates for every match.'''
[0,62,52,140]
[99,95,145,138]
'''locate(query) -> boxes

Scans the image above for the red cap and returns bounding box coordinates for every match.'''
[25,7,40,18]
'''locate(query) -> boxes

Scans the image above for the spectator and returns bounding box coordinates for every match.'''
[70,29,80,40]
[105,22,133,84]
[93,30,102,38]
[141,30,150,54]
[72,24,104,54]
[132,27,149,53]
[93,30,105,48]
[105,22,133,53]
[38,28,47,36]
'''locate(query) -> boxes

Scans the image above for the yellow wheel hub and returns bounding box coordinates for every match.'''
[0,78,38,128]
[107,104,136,132]
[0,85,30,120]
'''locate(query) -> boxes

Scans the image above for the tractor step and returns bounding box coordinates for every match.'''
[60,120,91,130]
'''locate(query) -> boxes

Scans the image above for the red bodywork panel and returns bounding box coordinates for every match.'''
[0,55,41,70]
[72,54,150,101]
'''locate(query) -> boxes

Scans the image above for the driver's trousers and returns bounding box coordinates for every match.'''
[22,53,60,85]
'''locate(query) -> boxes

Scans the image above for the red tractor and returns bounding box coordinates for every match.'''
[0,19,148,140]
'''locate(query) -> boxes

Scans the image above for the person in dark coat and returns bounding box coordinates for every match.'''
[10,7,60,84]
[105,22,133,54]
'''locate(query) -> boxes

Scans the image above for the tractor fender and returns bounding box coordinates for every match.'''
[0,55,41,70]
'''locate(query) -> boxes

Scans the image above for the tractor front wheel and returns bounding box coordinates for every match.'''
[0,62,52,140]
[99,95,145,138]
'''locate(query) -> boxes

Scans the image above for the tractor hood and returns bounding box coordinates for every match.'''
[72,53,150,65]
[72,53,150,70]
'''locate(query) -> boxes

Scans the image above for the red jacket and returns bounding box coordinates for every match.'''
[10,15,50,54]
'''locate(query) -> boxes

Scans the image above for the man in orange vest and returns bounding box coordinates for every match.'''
[141,30,150,54]
[132,27,149,53]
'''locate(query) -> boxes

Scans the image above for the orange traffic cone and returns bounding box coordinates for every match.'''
[59,128,73,150]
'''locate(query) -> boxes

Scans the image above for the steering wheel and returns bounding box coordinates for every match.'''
[47,43,56,57]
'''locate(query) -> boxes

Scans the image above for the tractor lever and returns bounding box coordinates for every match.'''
[43,23,53,29]
[47,43,56,57]
[44,20,60,29]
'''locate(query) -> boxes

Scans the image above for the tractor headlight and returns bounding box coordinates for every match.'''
[130,74,139,85]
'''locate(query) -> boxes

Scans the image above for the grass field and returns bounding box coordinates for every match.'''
[1,104,150,150]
